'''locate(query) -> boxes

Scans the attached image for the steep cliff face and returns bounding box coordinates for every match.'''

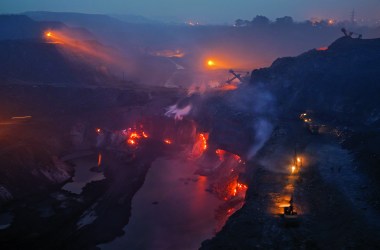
[251,37,380,128]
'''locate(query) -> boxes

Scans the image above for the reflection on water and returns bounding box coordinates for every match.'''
[101,152,225,250]
[62,157,105,194]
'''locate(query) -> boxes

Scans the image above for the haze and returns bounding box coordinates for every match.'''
[1,0,379,23]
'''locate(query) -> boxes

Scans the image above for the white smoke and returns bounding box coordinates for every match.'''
[226,83,276,159]
[247,119,273,159]
[165,104,192,121]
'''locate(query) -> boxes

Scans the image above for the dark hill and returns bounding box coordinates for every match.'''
[251,36,380,128]
[0,15,64,40]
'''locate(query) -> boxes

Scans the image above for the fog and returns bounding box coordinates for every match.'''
[22,12,380,87]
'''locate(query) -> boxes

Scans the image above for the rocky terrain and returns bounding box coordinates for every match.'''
[201,37,380,249]
[1,12,380,249]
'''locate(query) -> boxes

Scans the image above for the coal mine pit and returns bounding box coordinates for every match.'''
[1,9,380,250]
[0,83,254,250]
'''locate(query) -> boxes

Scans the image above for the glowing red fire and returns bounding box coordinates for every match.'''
[190,133,209,158]
[226,181,248,199]
[123,127,149,146]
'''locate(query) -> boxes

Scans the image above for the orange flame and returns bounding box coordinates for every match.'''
[199,133,208,150]
[97,153,102,167]
[128,139,136,145]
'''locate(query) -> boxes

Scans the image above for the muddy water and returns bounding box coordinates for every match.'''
[101,152,224,250]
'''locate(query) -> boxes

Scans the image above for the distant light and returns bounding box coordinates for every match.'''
[327,19,335,25]
[207,60,215,66]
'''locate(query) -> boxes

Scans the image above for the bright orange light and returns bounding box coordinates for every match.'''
[190,133,209,158]
[164,139,172,144]
[45,31,52,37]
[199,133,208,150]
[207,60,215,66]
[291,165,296,174]
[96,128,102,134]
[130,132,141,139]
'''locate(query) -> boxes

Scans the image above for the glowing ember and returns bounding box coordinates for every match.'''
[45,32,52,37]
[216,149,226,161]
[317,47,328,51]
[96,128,101,134]
[164,139,172,144]
[128,139,136,145]
[123,127,149,147]
[199,133,208,150]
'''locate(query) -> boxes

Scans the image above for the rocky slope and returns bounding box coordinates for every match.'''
[202,37,380,249]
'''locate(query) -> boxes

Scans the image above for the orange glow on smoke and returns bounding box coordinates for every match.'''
[43,29,119,65]
[219,84,238,91]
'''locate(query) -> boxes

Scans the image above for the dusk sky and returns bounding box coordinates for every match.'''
[1,0,379,24]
